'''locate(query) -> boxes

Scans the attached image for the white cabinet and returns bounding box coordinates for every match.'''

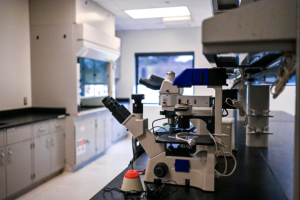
[104,113,113,149]
[85,116,96,160]
[74,108,128,167]
[34,134,51,182]
[33,121,49,137]
[50,131,65,173]
[95,117,105,155]
[34,119,65,182]
[0,147,6,200]
[2,118,65,198]
[6,125,32,145]
[75,117,88,166]
[6,139,32,196]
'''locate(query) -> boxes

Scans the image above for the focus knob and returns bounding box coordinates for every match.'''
[154,163,168,178]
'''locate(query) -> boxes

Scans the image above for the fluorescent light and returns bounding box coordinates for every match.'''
[125,6,190,19]
[163,16,191,22]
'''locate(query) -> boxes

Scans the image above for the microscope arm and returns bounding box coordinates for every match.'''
[122,114,165,158]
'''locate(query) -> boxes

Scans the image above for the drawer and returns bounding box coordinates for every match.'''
[33,121,49,137]
[6,125,32,145]
[49,119,65,133]
[0,130,4,147]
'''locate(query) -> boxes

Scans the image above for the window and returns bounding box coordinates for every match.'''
[136,52,194,103]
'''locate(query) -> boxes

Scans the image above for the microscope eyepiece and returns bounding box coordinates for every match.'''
[102,96,131,124]
[102,96,117,112]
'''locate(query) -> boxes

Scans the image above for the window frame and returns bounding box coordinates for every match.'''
[135,52,195,98]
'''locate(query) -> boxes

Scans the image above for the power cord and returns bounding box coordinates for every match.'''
[149,126,169,136]
[222,108,228,117]
[225,98,248,126]
[152,118,166,132]
[208,132,237,177]
[148,180,178,200]
[103,187,146,199]
[259,54,296,99]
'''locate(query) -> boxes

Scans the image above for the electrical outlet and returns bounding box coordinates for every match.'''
[24,97,27,105]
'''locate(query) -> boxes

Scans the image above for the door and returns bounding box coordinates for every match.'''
[6,139,32,196]
[75,118,86,166]
[50,131,65,173]
[85,116,96,160]
[104,111,112,148]
[34,134,50,182]
[0,147,6,199]
[95,115,105,154]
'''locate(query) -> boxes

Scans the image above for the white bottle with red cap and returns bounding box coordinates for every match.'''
[121,170,144,192]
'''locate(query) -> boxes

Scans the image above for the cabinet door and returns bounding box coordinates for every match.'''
[111,117,120,143]
[0,147,6,200]
[95,116,105,154]
[34,134,50,182]
[85,117,96,160]
[6,139,32,196]
[104,112,112,149]
[75,119,86,166]
[50,131,65,173]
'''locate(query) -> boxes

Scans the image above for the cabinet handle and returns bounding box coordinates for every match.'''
[39,127,45,131]
[46,138,50,148]
[51,137,54,146]
[8,150,12,162]
[55,124,61,128]
[0,153,4,165]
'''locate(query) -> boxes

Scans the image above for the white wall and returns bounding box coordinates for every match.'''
[0,0,32,110]
[270,86,296,115]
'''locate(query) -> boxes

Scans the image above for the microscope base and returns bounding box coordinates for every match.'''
[144,146,215,192]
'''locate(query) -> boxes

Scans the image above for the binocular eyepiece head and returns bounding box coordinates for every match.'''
[102,96,120,112]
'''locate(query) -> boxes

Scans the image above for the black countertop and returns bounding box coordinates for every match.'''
[91,111,294,200]
[0,107,67,129]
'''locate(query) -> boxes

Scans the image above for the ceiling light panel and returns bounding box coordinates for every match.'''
[163,16,191,22]
[125,6,190,19]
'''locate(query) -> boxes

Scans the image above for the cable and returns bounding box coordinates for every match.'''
[175,132,196,146]
[225,98,247,117]
[270,54,296,99]
[129,145,144,170]
[222,152,237,177]
[222,108,228,117]
[231,80,241,90]
[159,180,178,200]
[152,118,166,132]
[259,54,296,99]
[149,126,169,136]
[103,187,146,199]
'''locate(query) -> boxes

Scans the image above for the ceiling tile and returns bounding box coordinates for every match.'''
[112,0,153,10]
[150,0,188,8]
[95,1,120,11]
[188,5,212,15]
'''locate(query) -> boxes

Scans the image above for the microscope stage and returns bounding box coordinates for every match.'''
[156,134,215,146]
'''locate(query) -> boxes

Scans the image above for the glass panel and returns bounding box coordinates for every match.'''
[94,61,107,84]
[79,57,108,97]
[137,54,194,103]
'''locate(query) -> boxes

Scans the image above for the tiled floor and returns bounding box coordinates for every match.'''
[17,134,133,200]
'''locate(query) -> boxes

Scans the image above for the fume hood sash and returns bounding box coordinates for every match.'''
[75,24,120,62]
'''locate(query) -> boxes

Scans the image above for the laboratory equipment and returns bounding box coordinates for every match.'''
[102,69,237,192]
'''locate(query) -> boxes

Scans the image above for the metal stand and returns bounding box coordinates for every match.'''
[246,85,271,147]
